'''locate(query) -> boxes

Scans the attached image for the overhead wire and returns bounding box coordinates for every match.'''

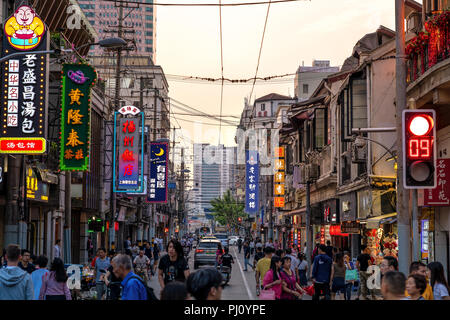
[103,0,306,7]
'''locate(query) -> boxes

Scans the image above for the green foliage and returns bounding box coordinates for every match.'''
[210,190,247,229]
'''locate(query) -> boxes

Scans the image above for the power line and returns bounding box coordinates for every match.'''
[103,0,306,7]
[249,0,272,105]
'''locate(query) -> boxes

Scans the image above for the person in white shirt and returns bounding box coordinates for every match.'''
[286,248,299,280]
[53,240,61,259]
[249,240,255,256]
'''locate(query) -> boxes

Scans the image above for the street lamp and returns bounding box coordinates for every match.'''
[62,37,127,53]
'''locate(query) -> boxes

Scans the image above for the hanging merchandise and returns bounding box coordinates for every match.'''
[381,232,398,258]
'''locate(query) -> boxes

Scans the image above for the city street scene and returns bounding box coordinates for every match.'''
[0,0,449,303]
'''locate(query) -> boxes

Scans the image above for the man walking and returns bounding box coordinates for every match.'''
[237,237,243,254]
[255,247,274,296]
[18,249,35,274]
[0,244,34,300]
[111,254,147,300]
[243,242,252,271]
[381,271,408,300]
[53,240,61,259]
[94,248,110,300]
[311,244,332,300]
[356,245,372,300]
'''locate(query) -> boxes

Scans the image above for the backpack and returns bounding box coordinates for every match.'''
[128,276,159,301]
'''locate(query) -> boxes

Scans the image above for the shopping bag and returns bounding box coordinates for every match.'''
[303,284,315,296]
[259,289,276,300]
[345,269,358,281]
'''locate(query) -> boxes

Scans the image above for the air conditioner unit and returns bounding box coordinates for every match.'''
[298,165,307,184]
[351,143,367,163]
[306,163,319,181]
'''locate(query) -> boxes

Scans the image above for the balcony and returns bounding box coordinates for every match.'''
[406,11,450,84]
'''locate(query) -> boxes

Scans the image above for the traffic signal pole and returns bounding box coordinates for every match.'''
[395,0,411,275]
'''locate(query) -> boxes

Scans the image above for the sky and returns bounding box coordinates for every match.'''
[155,0,421,149]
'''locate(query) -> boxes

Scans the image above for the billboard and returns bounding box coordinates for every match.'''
[147,142,168,203]
[0,5,48,154]
[59,63,97,171]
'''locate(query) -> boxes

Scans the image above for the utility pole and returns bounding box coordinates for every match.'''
[395,0,411,275]
[180,148,185,238]
[305,181,312,267]
[110,3,123,251]
[64,171,71,263]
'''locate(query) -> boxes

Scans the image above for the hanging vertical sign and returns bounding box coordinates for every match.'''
[274,147,285,207]
[113,110,144,192]
[147,142,168,203]
[245,150,259,214]
[59,63,97,171]
[0,5,48,154]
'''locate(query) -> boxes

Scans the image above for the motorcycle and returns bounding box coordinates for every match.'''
[135,266,148,282]
[218,265,231,286]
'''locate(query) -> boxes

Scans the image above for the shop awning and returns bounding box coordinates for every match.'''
[364,212,397,222]
[362,212,397,228]
[286,208,306,216]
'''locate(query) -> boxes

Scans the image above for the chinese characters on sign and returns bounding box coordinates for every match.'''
[274,147,285,208]
[0,5,47,154]
[117,117,141,190]
[59,64,97,171]
[147,143,168,203]
[423,158,450,206]
[245,150,259,214]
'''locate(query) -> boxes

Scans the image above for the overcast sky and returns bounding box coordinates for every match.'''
[156,0,421,148]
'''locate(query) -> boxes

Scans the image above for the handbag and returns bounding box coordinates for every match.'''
[345,269,358,281]
[259,289,276,300]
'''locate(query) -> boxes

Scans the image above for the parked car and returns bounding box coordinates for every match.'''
[194,239,221,269]
[214,233,229,247]
[228,236,239,246]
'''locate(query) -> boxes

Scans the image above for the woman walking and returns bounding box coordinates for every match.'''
[39,258,71,300]
[330,253,346,300]
[262,255,283,300]
[280,256,306,300]
[427,261,450,300]
[343,252,356,300]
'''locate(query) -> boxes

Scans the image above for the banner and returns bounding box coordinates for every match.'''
[422,158,450,206]
[274,147,285,208]
[147,142,168,203]
[0,5,48,154]
[245,150,259,214]
[59,63,97,171]
[113,113,144,192]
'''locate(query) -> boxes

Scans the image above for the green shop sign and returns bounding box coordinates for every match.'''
[59,63,97,171]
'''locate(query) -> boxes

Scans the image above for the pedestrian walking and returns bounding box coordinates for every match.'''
[39,258,71,300]
[161,281,189,300]
[280,256,306,300]
[297,253,308,286]
[124,236,132,257]
[111,254,147,300]
[355,245,372,300]
[186,268,224,300]
[152,239,160,275]
[87,238,94,261]
[324,240,333,259]
[31,255,49,300]
[312,243,320,261]
[250,240,255,256]
[243,242,252,271]
[381,271,408,300]
[380,256,399,275]
[94,248,110,300]
[237,237,243,253]
[406,261,433,300]
[262,255,283,300]
[104,253,122,300]
[158,239,190,293]
[0,244,33,300]
[285,249,299,281]
[427,261,450,300]
[215,243,224,269]
[311,244,332,301]
[265,238,274,249]
[131,242,140,261]
[405,274,427,300]
[275,249,285,258]
[343,252,356,300]
[18,249,35,274]
[53,239,61,259]
[330,253,346,300]
[253,246,264,270]
[255,247,274,296]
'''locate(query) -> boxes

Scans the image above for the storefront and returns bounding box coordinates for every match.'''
[339,192,359,257]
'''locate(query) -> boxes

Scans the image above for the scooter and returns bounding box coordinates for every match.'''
[218,265,231,286]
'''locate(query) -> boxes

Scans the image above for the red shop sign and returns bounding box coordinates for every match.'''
[329,225,349,237]
[422,159,450,206]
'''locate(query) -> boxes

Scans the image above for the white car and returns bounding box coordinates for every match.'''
[228,236,239,245]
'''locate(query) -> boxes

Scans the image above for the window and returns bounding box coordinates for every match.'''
[146,47,153,52]
[146,31,153,37]
[146,23,153,28]
[313,108,327,149]
[340,88,350,141]
[146,15,153,20]
[261,103,265,111]
[89,20,95,26]
[145,39,153,45]
[146,7,153,12]
[351,78,367,131]
[303,84,309,94]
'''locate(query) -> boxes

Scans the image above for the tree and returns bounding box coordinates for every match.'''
[210,190,247,232]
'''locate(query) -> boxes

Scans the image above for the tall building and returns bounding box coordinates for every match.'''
[294,60,339,102]
[78,0,156,60]
[193,144,236,217]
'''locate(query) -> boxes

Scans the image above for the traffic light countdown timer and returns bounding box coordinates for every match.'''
[402,109,437,189]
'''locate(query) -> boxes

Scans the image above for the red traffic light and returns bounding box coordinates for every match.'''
[409,115,433,136]
[238,217,242,222]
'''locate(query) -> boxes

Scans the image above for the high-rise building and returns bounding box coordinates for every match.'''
[78,0,156,60]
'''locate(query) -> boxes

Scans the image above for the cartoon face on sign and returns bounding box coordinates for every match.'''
[4,5,45,50]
